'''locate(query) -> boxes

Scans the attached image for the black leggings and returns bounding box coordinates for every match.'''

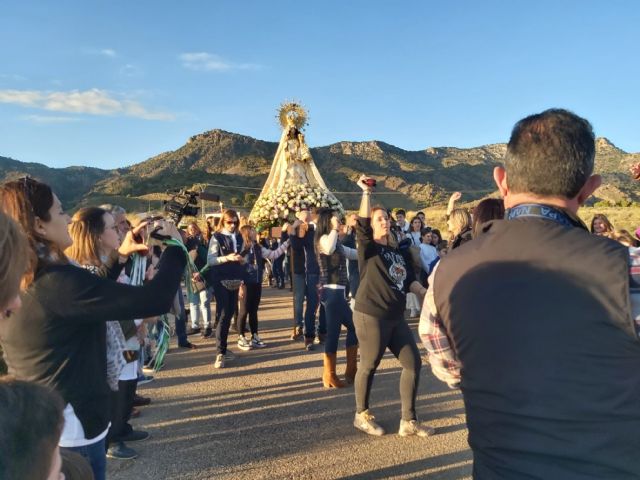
[237,283,262,335]
[213,281,239,354]
[353,311,422,421]
[107,378,137,445]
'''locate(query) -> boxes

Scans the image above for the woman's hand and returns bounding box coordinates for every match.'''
[118,221,150,258]
[331,216,340,230]
[225,253,242,263]
[238,284,246,300]
[357,175,374,193]
[357,175,373,218]
[447,192,462,216]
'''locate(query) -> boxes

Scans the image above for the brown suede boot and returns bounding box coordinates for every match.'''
[322,353,346,388]
[345,345,358,384]
[290,326,303,341]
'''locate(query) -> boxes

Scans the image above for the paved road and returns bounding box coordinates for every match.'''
[108,288,472,480]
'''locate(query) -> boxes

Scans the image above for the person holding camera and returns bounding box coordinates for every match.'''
[351,175,434,438]
[0,177,186,480]
[206,209,246,369]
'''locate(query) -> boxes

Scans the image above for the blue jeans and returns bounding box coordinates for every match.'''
[293,273,306,329]
[305,273,325,337]
[189,288,211,329]
[321,288,357,353]
[293,273,326,337]
[62,437,106,480]
[273,256,285,287]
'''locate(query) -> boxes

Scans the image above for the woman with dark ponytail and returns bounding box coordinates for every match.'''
[315,208,358,388]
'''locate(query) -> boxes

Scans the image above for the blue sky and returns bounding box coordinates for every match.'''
[1,1,639,169]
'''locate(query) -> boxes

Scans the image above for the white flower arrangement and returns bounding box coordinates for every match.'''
[250,181,345,228]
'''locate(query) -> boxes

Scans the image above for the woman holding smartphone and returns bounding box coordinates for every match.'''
[0,177,186,480]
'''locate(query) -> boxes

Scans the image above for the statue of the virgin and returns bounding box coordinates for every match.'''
[258,102,328,196]
[250,102,343,226]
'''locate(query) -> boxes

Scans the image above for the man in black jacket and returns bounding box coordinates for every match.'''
[422,109,640,479]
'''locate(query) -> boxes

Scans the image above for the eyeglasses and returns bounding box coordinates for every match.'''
[225,220,238,225]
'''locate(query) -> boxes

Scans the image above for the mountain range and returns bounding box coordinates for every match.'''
[1,130,639,212]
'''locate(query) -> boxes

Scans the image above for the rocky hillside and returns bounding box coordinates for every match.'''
[1,130,638,212]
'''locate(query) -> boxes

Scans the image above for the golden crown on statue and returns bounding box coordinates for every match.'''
[277,101,308,130]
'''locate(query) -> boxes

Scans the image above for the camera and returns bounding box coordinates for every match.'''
[163,189,220,223]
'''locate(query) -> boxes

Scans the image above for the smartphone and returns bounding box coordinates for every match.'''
[363,178,377,187]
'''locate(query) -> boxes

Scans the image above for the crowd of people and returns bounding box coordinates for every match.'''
[2,107,640,479]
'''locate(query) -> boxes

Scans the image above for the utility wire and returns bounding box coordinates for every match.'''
[197,182,495,195]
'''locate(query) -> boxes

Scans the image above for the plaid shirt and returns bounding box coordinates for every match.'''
[418,261,461,388]
[421,247,640,389]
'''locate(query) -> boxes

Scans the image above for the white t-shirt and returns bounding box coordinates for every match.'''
[59,404,109,447]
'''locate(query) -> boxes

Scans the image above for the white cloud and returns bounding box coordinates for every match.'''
[0,73,27,82]
[179,52,261,72]
[119,64,143,77]
[100,48,117,57]
[0,90,43,106]
[22,114,81,124]
[0,88,173,121]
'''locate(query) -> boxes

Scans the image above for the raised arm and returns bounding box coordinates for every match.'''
[357,175,373,219]
[354,174,379,263]
[261,239,290,260]
[446,191,462,217]
[43,245,187,324]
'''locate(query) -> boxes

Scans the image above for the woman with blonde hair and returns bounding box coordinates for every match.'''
[66,206,149,460]
[448,208,473,250]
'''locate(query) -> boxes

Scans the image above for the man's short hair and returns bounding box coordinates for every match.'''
[0,378,64,480]
[505,108,595,198]
[395,209,406,217]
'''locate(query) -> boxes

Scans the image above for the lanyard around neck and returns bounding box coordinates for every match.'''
[506,203,585,229]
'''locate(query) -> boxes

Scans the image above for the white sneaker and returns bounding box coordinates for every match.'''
[354,410,385,436]
[398,419,435,437]
[237,335,252,351]
[214,354,224,369]
[251,334,266,348]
